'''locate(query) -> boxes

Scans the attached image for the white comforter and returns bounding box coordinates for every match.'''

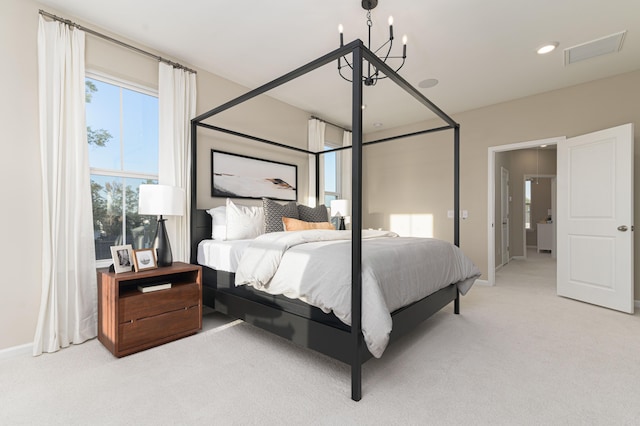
[235,230,480,358]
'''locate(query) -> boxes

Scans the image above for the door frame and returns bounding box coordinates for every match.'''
[487,136,565,286]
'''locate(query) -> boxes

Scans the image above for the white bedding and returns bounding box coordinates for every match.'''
[234,230,481,358]
[197,239,253,272]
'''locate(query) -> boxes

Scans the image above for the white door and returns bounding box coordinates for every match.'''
[557,124,634,313]
[501,167,510,265]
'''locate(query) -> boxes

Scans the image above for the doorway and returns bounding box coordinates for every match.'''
[487,137,563,286]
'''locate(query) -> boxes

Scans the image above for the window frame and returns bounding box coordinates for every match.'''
[86,71,159,267]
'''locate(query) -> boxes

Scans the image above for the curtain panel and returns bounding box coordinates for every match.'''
[307,118,326,207]
[158,63,197,262]
[34,16,97,355]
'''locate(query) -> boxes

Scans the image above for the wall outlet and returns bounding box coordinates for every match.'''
[448,210,469,219]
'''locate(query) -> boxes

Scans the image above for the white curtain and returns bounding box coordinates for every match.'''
[158,62,197,262]
[308,118,326,206]
[341,130,352,202]
[34,16,97,355]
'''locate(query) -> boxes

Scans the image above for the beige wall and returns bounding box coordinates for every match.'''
[0,0,42,352]
[363,70,640,297]
[0,0,309,351]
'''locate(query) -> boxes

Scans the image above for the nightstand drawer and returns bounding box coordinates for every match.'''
[119,305,200,351]
[119,283,200,323]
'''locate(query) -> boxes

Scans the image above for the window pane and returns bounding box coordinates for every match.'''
[86,78,121,170]
[86,78,159,175]
[123,88,158,174]
[324,151,337,193]
[324,193,338,206]
[91,174,158,260]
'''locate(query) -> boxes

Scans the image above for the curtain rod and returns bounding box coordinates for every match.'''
[39,10,197,74]
[310,116,351,133]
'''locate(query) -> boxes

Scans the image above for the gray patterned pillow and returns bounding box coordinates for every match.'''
[262,198,298,233]
[298,204,329,223]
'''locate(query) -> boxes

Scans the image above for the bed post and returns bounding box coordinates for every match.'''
[351,43,364,402]
[315,153,320,206]
[454,124,460,248]
[190,119,198,264]
[454,124,461,314]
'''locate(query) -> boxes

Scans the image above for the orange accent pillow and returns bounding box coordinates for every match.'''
[282,217,335,231]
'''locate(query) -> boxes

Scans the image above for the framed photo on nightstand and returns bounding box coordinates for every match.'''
[110,244,133,273]
[132,248,157,272]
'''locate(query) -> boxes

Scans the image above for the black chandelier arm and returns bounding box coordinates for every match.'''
[364,57,406,82]
[372,37,393,58]
[338,57,355,82]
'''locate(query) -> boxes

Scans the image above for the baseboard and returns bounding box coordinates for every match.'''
[0,342,32,360]
[474,279,491,286]
[511,256,525,260]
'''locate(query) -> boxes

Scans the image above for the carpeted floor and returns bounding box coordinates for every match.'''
[2,250,639,425]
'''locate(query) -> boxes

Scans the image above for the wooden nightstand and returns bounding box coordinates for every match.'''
[97,262,202,357]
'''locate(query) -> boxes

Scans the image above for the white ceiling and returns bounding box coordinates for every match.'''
[38,0,640,132]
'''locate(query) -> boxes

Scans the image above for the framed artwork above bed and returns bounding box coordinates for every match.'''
[211,150,297,201]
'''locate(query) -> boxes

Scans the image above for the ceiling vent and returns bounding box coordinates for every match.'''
[564,31,626,66]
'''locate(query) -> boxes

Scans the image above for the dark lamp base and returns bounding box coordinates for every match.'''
[154,217,173,267]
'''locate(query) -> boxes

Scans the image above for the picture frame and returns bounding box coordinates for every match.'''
[110,244,134,274]
[211,150,297,201]
[132,248,158,272]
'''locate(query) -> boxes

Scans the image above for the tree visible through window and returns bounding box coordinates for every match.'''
[85,74,159,263]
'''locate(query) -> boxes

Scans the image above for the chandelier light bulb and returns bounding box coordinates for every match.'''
[402,35,408,45]
[339,24,344,46]
[338,24,344,34]
[388,16,393,26]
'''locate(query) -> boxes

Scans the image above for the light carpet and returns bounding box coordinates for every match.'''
[2,251,640,425]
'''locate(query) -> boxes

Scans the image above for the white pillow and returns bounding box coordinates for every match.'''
[206,206,227,240]
[225,199,265,240]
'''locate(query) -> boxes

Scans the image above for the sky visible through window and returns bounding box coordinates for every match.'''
[86,78,158,175]
[324,150,337,192]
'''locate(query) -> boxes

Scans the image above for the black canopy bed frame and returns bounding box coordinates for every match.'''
[189,39,461,401]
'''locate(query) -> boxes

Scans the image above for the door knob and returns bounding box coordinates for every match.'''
[617,225,628,232]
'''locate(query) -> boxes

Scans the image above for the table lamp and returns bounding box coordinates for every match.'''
[330,199,350,230]
[138,184,185,267]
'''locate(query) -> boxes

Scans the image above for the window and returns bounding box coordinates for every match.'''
[85,73,159,264]
[323,144,341,205]
[525,179,532,230]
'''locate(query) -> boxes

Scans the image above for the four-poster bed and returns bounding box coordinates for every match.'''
[190,39,475,401]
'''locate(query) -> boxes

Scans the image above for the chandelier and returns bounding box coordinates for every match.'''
[338,0,408,86]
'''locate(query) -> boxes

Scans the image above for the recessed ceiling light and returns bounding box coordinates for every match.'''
[418,78,439,89]
[537,42,559,55]
[373,122,383,128]
[540,144,547,148]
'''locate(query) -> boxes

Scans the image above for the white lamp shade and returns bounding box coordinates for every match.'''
[138,184,185,216]
[330,199,350,217]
